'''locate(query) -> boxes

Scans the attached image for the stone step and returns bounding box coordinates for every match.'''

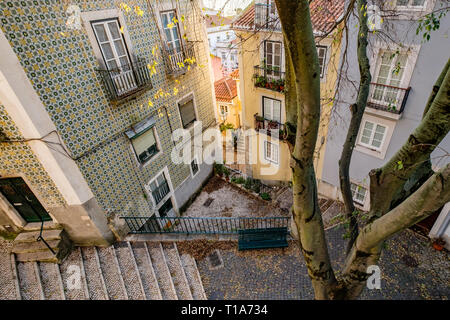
[146,242,178,300]
[129,241,162,300]
[320,199,334,213]
[59,247,89,300]
[162,242,193,300]
[14,229,64,243]
[12,240,62,254]
[96,247,128,300]
[22,221,62,232]
[80,247,108,300]
[113,242,146,300]
[13,230,73,264]
[16,262,44,300]
[179,253,207,300]
[38,262,65,300]
[16,250,59,263]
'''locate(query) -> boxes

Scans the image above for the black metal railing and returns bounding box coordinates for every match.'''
[253,66,285,92]
[162,42,196,76]
[96,58,152,102]
[151,181,170,205]
[120,216,290,234]
[254,3,281,31]
[254,114,286,139]
[367,82,411,114]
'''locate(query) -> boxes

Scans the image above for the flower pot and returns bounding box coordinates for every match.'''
[432,242,444,251]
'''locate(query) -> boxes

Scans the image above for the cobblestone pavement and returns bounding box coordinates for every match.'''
[197,226,450,300]
[183,176,288,218]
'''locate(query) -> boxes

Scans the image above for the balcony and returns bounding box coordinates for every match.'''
[162,42,196,77]
[96,58,152,103]
[152,181,170,205]
[254,114,286,140]
[253,66,285,93]
[254,3,281,31]
[367,82,411,114]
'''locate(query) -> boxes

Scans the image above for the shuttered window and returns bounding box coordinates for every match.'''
[178,97,197,128]
[359,120,387,150]
[351,183,367,205]
[264,140,279,164]
[317,46,327,78]
[131,129,158,164]
[263,96,281,123]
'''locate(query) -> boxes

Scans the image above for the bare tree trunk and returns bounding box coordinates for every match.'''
[275,0,338,299]
[338,0,371,253]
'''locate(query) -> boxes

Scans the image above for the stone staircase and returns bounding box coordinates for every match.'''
[11,223,73,264]
[2,241,206,300]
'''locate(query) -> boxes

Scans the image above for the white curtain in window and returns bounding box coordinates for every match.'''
[132,129,156,155]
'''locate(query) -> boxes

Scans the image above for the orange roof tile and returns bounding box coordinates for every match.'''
[232,0,345,34]
[214,77,238,102]
[230,69,239,79]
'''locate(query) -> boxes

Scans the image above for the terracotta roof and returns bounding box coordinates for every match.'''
[232,0,345,34]
[214,77,238,102]
[230,69,239,79]
[205,14,233,28]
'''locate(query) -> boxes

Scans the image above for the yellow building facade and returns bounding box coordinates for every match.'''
[232,1,344,184]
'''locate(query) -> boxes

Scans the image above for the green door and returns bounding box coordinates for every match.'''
[0,177,52,223]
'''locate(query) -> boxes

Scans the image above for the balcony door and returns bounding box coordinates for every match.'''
[0,178,52,223]
[264,41,282,79]
[160,10,184,71]
[372,51,407,108]
[92,19,136,95]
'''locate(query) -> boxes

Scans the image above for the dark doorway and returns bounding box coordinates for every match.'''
[0,177,52,223]
[158,198,174,217]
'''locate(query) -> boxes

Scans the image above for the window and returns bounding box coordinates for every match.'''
[161,10,182,53]
[351,183,367,205]
[92,19,131,72]
[150,172,170,205]
[359,121,387,150]
[221,52,227,61]
[263,96,281,123]
[231,54,235,61]
[372,51,408,106]
[190,157,199,177]
[264,41,282,77]
[396,0,426,7]
[217,35,221,42]
[220,105,228,113]
[317,46,327,78]
[131,128,159,164]
[264,140,279,164]
[178,96,197,128]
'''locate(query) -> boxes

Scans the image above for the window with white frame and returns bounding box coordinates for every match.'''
[264,40,282,77]
[264,140,279,164]
[358,120,387,151]
[190,157,199,177]
[317,46,327,78]
[263,96,281,123]
[92,19,132,72]
[351,183,367,205]
[160,10,182,53]
[149,172,170,205]
[178,95,197,128]
[220,105,228,113]
[131,128,159,164]
[396,0,426,8]
[371,51,408,107]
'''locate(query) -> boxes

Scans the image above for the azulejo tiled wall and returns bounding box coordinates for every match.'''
[0,0,216,217]
[0,104,67,208]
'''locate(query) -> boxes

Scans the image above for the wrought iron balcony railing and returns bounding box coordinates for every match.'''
[254,3,281,31]
[253,66,285,92]
[151,181,170,205]
[162,42,196,76]
[367,82,411,114]
[254,114,286,140]
[96,58,152,102]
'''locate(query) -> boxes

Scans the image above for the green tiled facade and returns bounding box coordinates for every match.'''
[0,0,216,217]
